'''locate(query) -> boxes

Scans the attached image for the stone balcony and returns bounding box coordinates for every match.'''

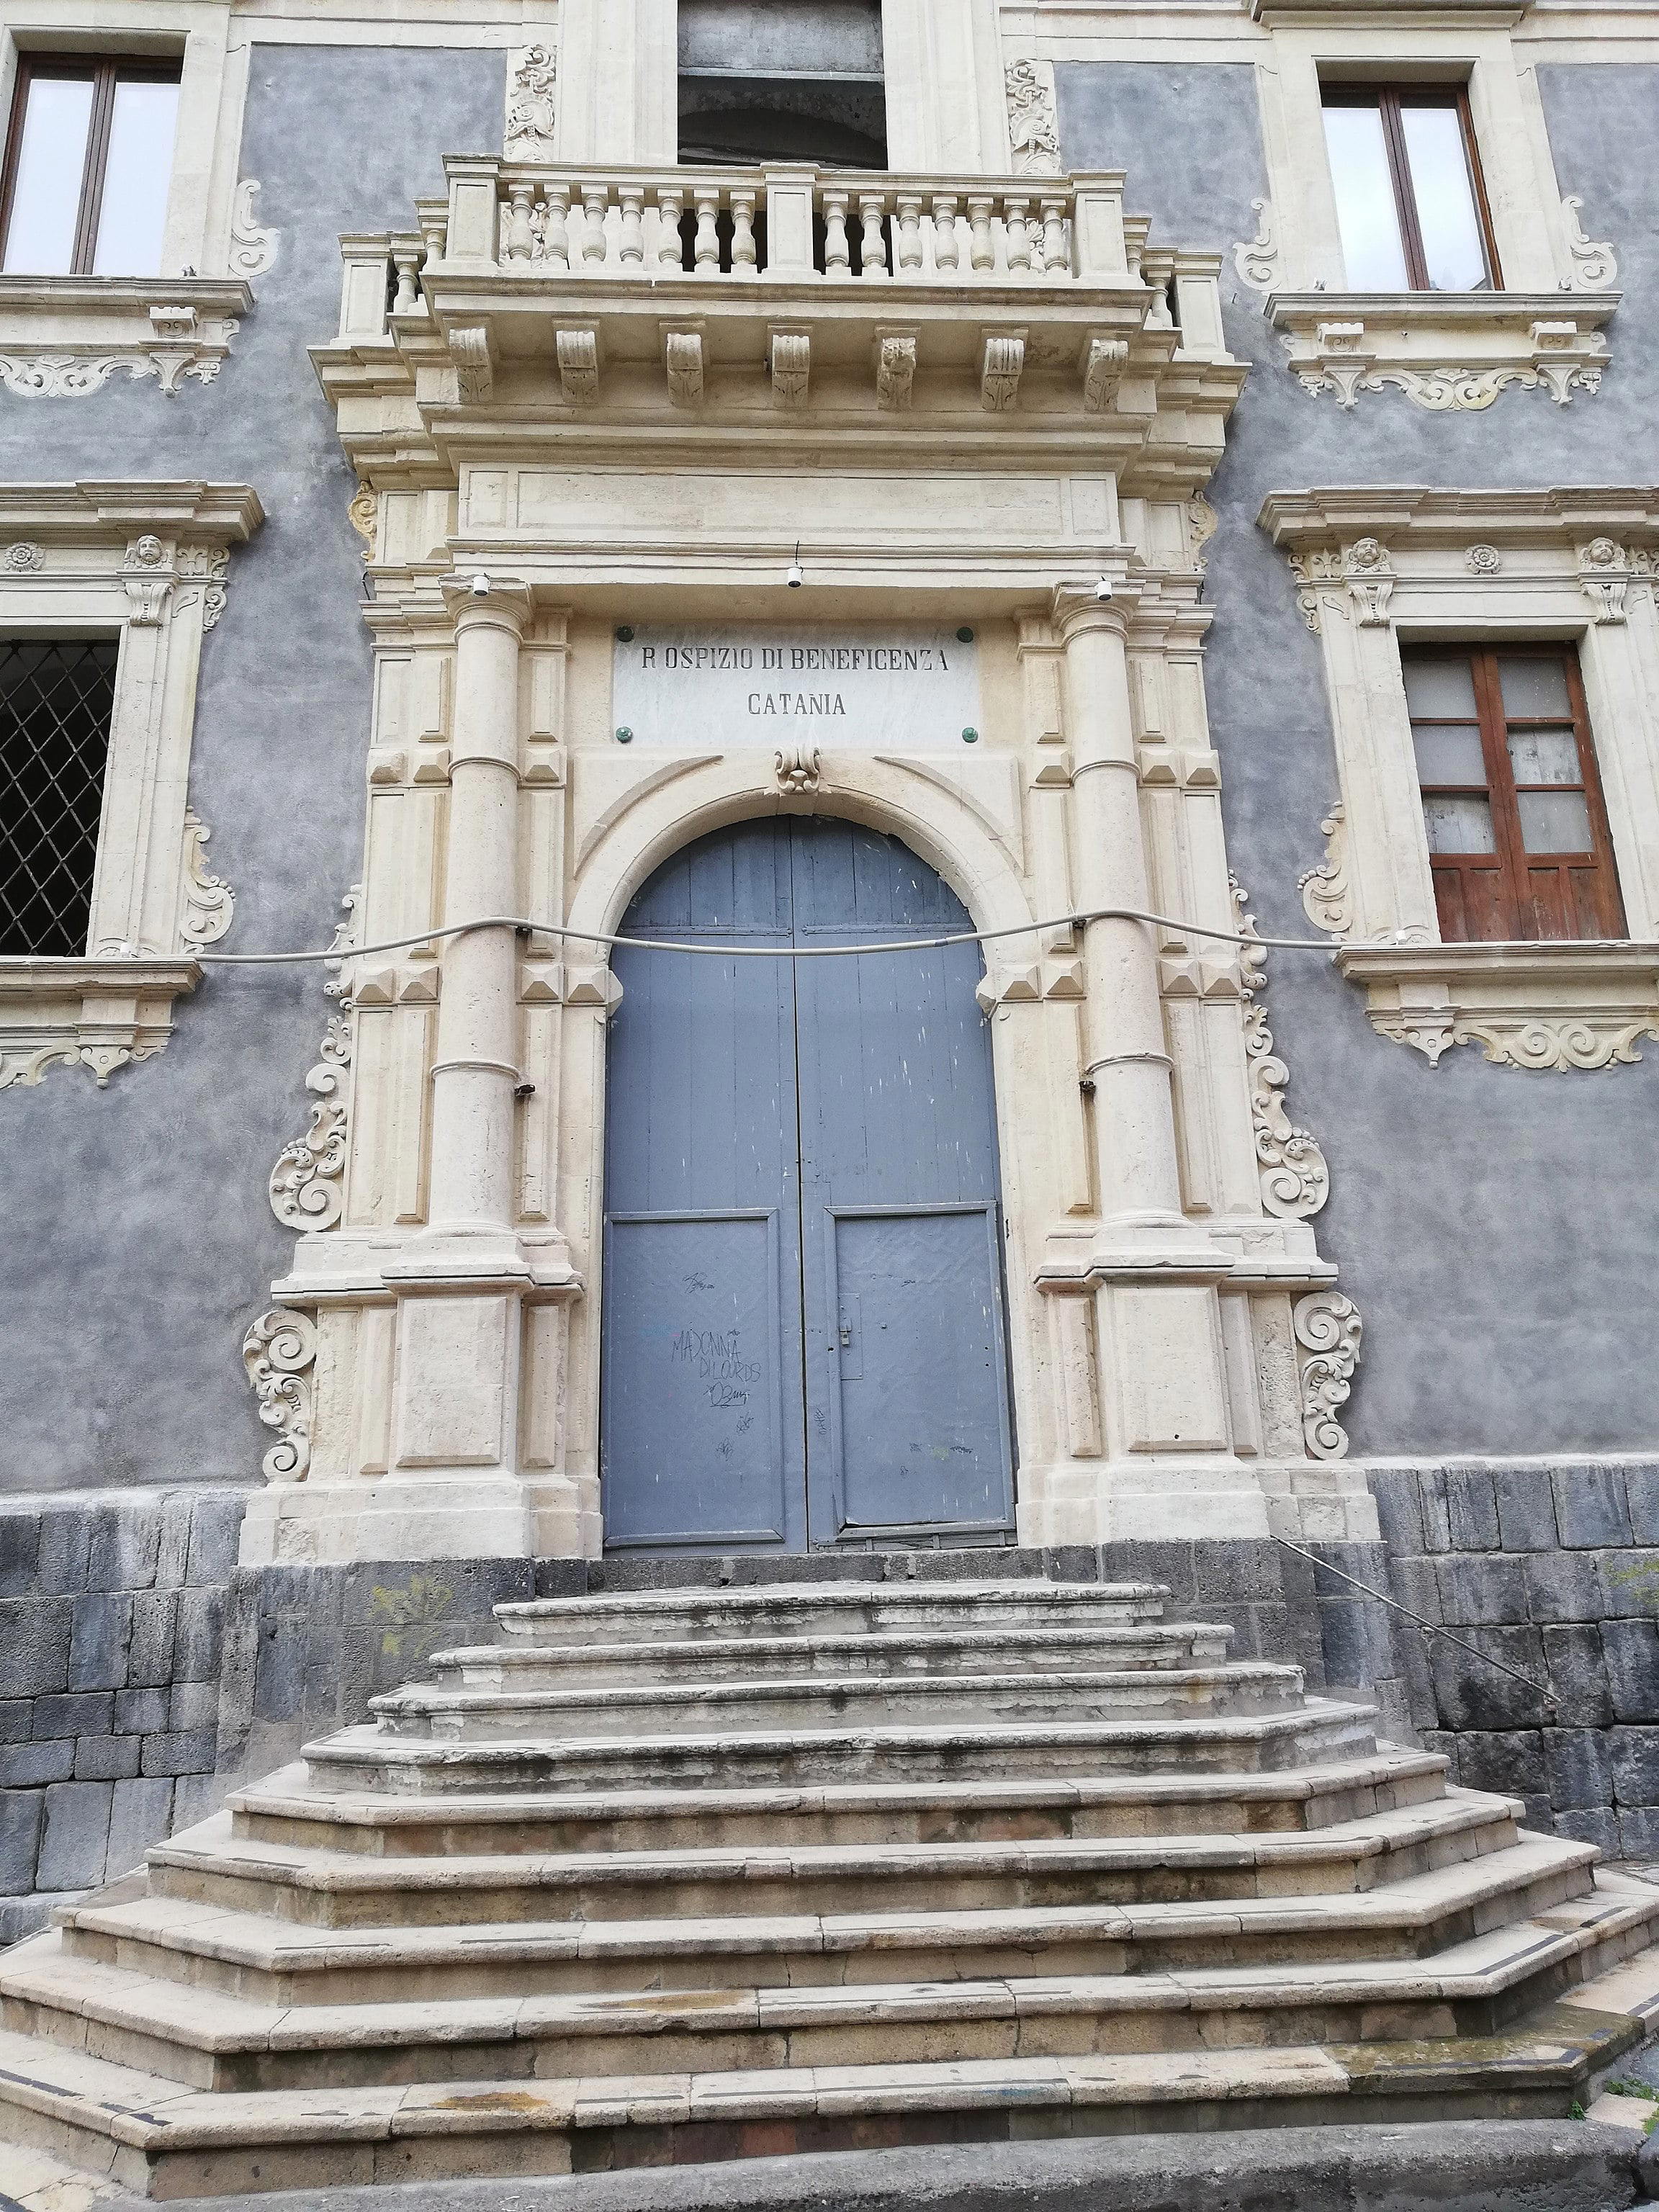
[316,157,1245,489]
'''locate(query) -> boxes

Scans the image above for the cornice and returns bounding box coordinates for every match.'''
[1258,485,1659,548]
[0,482,265,541]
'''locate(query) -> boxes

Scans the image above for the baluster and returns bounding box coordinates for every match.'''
[504,183,534,265]
[823,188,851,276]
[1040,195,1069,274]
[967,194,996,272]
[1004,196,1033,274]
[931,195,960,272]
[656,186,685,271]
[731,187,757,274]
[541,185,571,270]
[392,241,422,312]
[894,194,924,273]
[858,193,888,276]
[693,186,721,271]
[619,186,645,265]
[418,204,448,269]
[581,184,609,266]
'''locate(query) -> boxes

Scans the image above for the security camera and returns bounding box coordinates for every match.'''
[786,560,804,589]
[469,572,490,598]
[1094,575,1114,603]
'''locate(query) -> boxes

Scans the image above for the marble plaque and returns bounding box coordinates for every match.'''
[611,624,981,748]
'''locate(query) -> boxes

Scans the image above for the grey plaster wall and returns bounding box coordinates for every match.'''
[0,47,504,1494]
[1056,61,1659,1458]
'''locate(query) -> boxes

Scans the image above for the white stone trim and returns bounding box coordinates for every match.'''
[0,276,248,397]
[1260,485,1659,1071]
[0,480,262,1089]
[1268,291,1613,410]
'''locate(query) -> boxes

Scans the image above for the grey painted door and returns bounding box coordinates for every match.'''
[601,817,1013,1551]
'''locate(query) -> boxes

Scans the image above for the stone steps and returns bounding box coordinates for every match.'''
[128,1793,1523,1943]
[3,1576,1657,2196]
[1,1859,1645,2098]
[490,1584,1176,1647]
[0,2005,1645,2200]
[422,1620,1236,1691]
[305,1698,1381,1792]
[231,1750,1454,1855]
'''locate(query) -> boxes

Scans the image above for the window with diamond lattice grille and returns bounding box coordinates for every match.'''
[0,639,118,957]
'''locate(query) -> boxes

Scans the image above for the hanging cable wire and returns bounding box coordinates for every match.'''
[178,904,1476,968]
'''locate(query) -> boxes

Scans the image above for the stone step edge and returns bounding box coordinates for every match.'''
[367,1663,1308,1718]
[45,1884,1653,2022]
[493,1583,1174,1624]
[0,2017,1635,2164]
[426,1623,1238,1673]
[313,1698,1377,1766]
[231,1748,1450,1826]
[137,1794,1521,1899]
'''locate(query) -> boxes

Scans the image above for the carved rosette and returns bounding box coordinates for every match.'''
[1231,878,1330,1221]
[242,1308,318,1482]
[1292,1290,1362,1460]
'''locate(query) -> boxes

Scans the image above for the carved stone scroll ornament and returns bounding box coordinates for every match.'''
[981,334,1025,413]
[1561,197,1617,291]
[241,1308,318,1482]
[1232,200,1280,294]
[556,328,599,405]
[1082,338,1128,413]
[505,45,558,156]
[176,545,230,629]
[665,330,704,407]
[775,742,823,793]
[177,809,235,950]
[770,331,810,409]
[1298,804,1354,938]
[1231,878,1330,1221]
[876,333,916,412]
[1004,60,1061,176]
[347,484,378,554]
[1292,1290,1362,1460]
[228,179,281,282]
[269,1015,352,1230]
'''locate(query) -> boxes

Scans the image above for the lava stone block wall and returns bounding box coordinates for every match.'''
[0,1490,243,1943]
[1312,1463,1659,1856]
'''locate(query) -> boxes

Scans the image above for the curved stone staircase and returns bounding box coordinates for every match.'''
[2,1578,1658,2197]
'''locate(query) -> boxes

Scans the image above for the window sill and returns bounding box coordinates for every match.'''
[0,956,202,1089]
[1267,290,1616,410]
[1334,938,1659,1069]
[0,275,251,397]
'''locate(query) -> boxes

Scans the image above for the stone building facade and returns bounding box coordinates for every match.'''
[2,0,1658,1936]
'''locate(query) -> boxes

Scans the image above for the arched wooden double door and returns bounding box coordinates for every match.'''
[601,816,1015,1552]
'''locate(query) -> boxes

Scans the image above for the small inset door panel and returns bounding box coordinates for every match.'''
[827,1205,1013,1534]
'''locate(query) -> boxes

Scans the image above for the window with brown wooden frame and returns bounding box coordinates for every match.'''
[1403,644,1625,944]
[1321,84,1500,292]
[0,55,181,278]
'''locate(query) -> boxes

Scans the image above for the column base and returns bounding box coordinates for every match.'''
[1015,1457,1380,1546]
[237,1474,602,1567]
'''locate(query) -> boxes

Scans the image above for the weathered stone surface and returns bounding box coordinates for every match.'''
[1542,1626,1615,1729]
[35,1779,113,1890]
[1544,1726,1614,1812]
[0,1739,75,1787]
[0,1597,71,1698]
[31,1691,112,1740]
[1603,1622,1659,1724]
[1552,1464,1634,1550]
[1611,1726,1659,1807]
[1493,1468,1560,1555]
[0,1791,43,1897]
[73,1732,143,1781]
[67,1592,135,1692]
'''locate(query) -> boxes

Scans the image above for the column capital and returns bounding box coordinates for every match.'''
[1049,580,1140,644]
[441,574,536,635]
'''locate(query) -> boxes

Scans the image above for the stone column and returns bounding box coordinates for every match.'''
[1054,594,1185,1233]
[373,579,539,1558]
[425,584,531,1252]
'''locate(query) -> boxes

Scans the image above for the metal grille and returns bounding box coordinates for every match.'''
[0,639,118,957]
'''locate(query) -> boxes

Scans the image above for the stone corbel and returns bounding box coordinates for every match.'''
[1082,336,1128,413]
[555,327,600,404]
[874,331,916,412]
[663,325,704,407]
[1578,535,1639,624]
[980,331,1025,412]
[770,329,810,408]
[1342,536,1393,626]
[451,324,495,402]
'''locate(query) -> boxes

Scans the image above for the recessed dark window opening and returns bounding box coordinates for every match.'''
[678,0,886,168]
[0,639,119,957]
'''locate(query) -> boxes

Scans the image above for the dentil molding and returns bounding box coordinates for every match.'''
[1269,292,1614,410]
[0,276,251,398]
